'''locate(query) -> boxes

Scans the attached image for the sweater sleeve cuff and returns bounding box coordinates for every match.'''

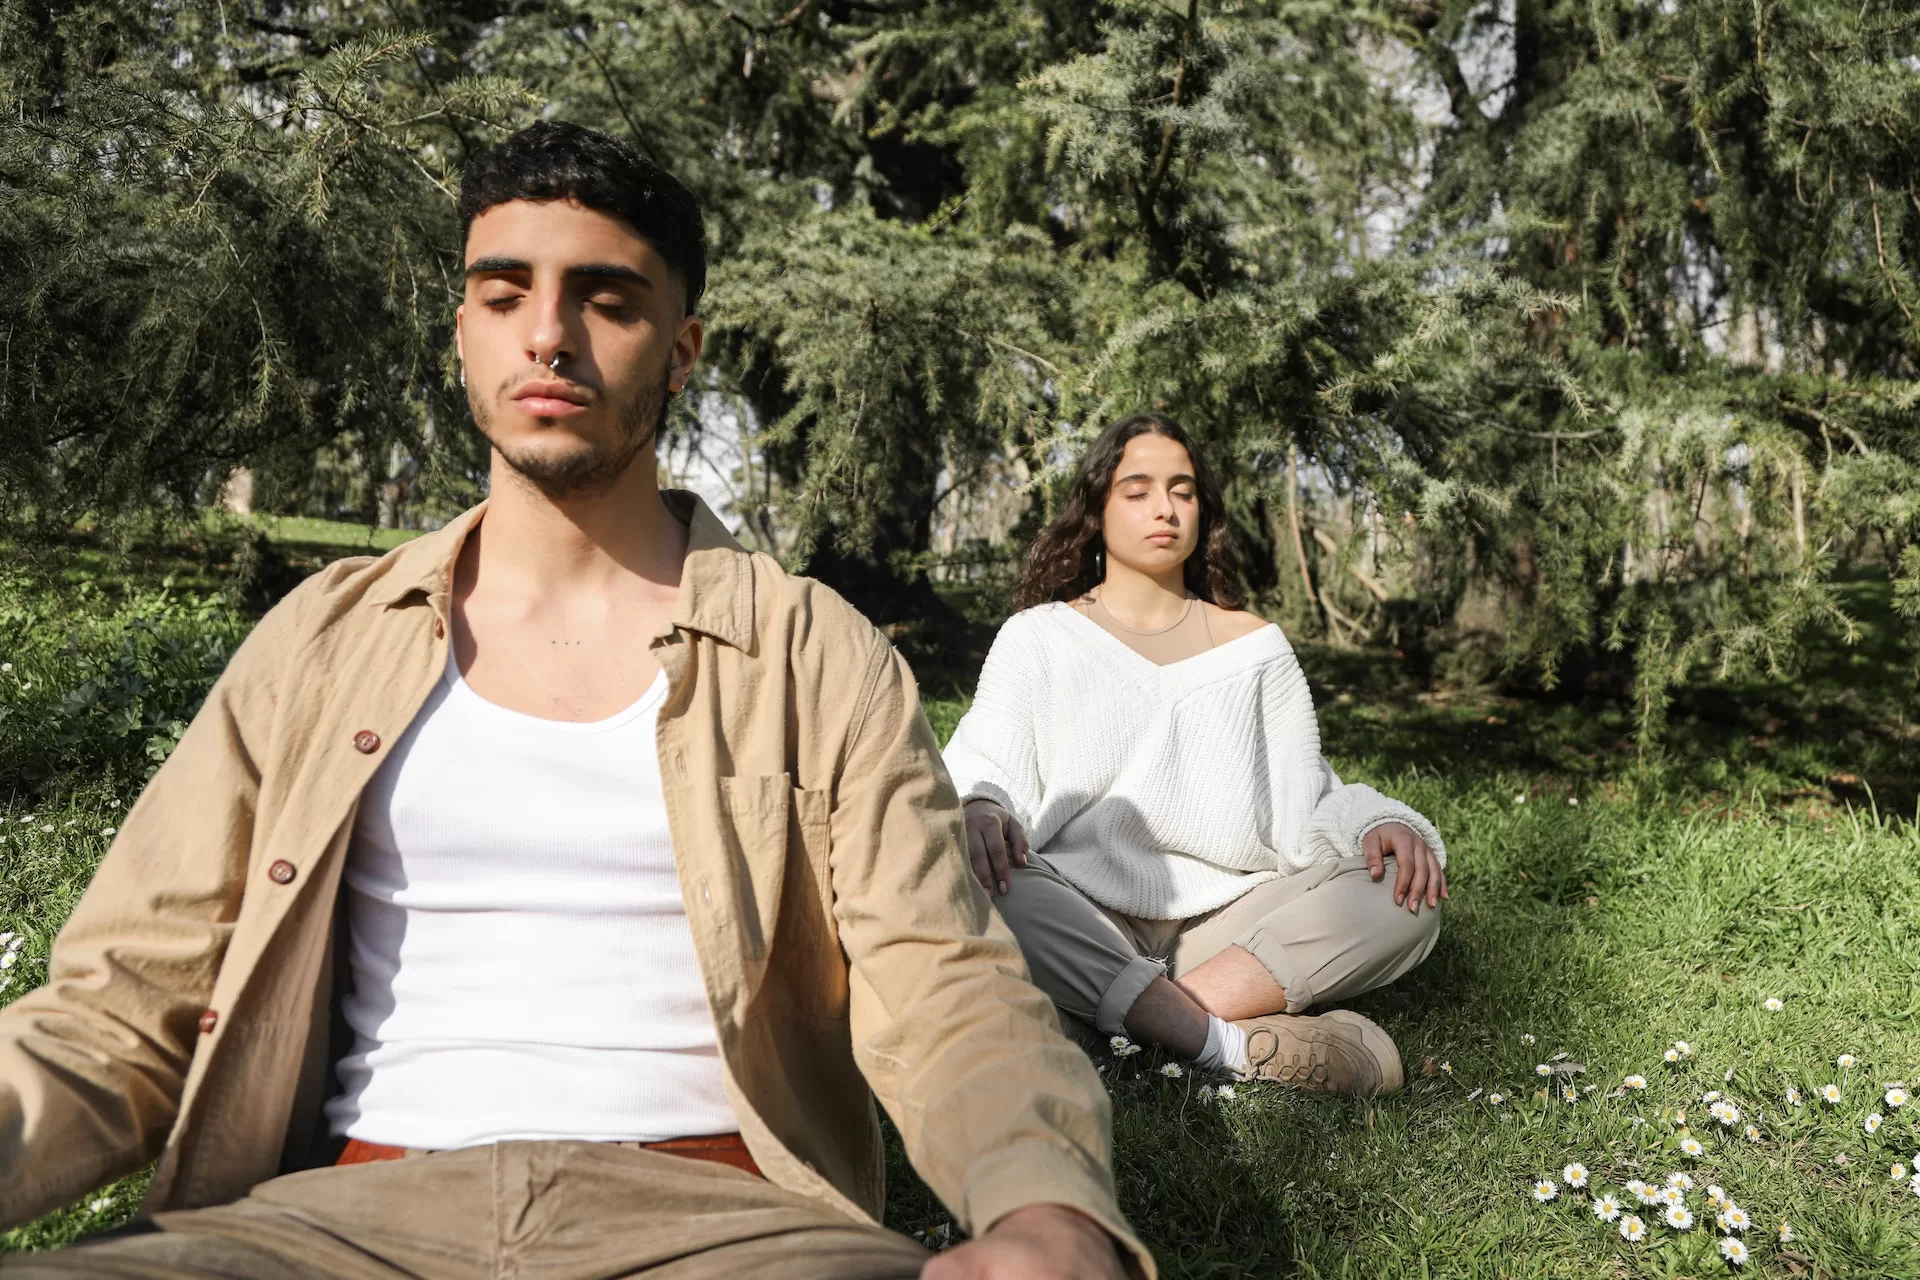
[962,1139,1156,1280]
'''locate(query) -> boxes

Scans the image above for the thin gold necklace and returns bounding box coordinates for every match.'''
[1091,592,1194,636]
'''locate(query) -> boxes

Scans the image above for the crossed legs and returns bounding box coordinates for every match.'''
[994,851,1441,1058]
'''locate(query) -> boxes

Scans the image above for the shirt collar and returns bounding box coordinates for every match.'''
[365,489,756,651]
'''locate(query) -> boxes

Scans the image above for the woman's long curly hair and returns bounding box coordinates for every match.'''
[1012,414,1245,612]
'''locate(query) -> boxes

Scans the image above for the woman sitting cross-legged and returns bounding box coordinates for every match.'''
[942,413,1447,1095]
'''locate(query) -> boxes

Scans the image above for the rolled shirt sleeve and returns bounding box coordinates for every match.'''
[829,634,1154,1277]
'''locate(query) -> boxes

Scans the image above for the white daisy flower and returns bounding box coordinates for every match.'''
[1710,1101,1741,1126]
[1567,796,1579,806]
[1439,1061,1453,1075]
[1719,1205,1751,1233]
[1865,1112,1882,1134]
[0,933,11,945]
[0,663,11,672]
[1659,1186,1684,1207]
[1679,1137,1704,1157]
[1777,1221,1795,1244]
[1159,1062,1184,1078]
[1886,1086,1910,1109]
[1786,1086,1803,1107]
[5,936,20,952]
[1592,1193,1621,1221]
[87,1197,110,1214]
[1532,1179,1558,1203]
[1562,1162,1588,1188]
[1724,1068,1735,1083]
[100,827,115,837]
[1215,1085,1235,1100]
[1743,1124,1761,1143]
[1763,997,1783,1012]
[1702,1091,1721,1103]
[1486,1092,1504,1105]
[1891,1163,1908,1181]
[1665,1048,1681,1063]
[1910,1172,1920,1198]
[0,954,14,970]
[1667,1172,1694,1191]
[1619,1214,1647,1243]
[1561,1085,1578,1103]
[1623,1074,1648,1090]
[1705,1185,1727,1206]
[1720,1237,1749,1266]
[1513,794,1527,805]
[1674,1041,1693,1058]
[1197,1085,1216,1103]
[1535,1063,1552,1076]
[1624,1179,1653,1205]
[1820,1083,1842,1104]
[1838,1054,1856,1069]
[1521,1033,1536,1045]
[1664,1204,1694,1230]
[1109,1035,1132,1053]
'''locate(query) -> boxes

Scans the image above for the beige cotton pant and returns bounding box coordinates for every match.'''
[4,1142,929,1280]
[995,852,1441,1039]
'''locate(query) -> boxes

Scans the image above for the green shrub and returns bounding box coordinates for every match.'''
[0,570,251,796]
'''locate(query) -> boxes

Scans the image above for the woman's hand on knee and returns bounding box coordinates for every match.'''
[1363,822,1447,913]
[962,799,1029,898]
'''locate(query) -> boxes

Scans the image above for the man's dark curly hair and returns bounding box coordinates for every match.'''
[1012,413,1245,612]
[458,121,707,314]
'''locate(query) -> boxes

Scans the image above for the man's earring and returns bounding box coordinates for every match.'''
[459,366,466,388]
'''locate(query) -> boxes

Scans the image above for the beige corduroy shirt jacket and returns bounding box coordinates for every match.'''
[0,490,1150,1275]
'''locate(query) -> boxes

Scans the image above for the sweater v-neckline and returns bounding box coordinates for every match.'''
[1050,602,1281,676]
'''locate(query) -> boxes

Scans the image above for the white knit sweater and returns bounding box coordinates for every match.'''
[941,603,1446,920]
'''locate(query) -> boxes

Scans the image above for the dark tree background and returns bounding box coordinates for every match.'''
[4,1,1916,724]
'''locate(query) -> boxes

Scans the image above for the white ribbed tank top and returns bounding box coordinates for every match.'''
[324,650,736,1149]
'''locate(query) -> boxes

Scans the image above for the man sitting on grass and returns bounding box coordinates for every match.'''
[0,122,1149,1280]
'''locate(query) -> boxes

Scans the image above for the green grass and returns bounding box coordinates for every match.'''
[254,514,423,553]
[3,548,1918,1275]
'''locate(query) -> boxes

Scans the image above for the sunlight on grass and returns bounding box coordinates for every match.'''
[2,572,1916,1273]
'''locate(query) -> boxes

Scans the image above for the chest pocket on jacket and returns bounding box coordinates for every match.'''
[713,774,792,963]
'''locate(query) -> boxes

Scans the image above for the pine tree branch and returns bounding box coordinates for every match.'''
[1140,0,1197,212]
[1864,173,1917,329]
[569,25,655,160]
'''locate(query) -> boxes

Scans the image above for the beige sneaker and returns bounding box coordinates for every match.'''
[1233,1009,1404,1095]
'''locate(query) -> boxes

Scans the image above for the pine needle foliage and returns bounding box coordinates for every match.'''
[3,1,1915,720]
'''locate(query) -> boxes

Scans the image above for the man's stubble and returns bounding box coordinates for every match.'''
[470,357,671,499]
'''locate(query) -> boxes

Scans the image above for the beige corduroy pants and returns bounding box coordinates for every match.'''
[995,851,1441,1039]
[4,1143,929,1280]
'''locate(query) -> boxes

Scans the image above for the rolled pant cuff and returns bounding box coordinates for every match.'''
[1094,956,1166,1036]
[1239,927,1316,1014]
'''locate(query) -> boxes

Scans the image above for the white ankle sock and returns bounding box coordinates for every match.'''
[1195,1015,1250,1076]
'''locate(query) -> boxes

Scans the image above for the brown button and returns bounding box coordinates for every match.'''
[198,1009,218,1034]
[353,730,381,754]
[267,859,297,885]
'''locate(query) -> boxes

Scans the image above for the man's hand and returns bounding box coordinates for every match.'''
[922,1204,1136,1280]
[1362,821,1447,914]
[962,798,1029,898]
